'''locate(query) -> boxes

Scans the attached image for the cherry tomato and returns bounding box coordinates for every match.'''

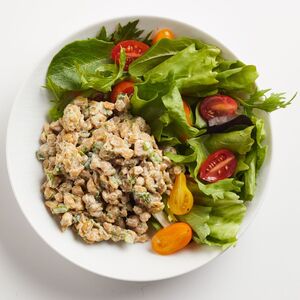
[183,100,192,126]
[168,173,194,215]
[200,95,238,121]
[152,222,192,255]
[111,40,149,70]
[199,149,237,183]
[152,28,175,44]
[111,81,134,102]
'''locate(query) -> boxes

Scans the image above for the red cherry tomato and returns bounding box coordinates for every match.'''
[183,100,192,126]
[200,95,238,121]
[111,81,134,102]
[199,149,237,183]
[111,40,149,70]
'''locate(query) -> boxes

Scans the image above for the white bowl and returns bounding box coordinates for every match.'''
[6,16,272,282]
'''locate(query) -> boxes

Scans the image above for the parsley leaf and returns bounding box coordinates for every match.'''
[141,30,153,45]
[96,19,152,45]
[96,26,110,42]
[234,89,296,113]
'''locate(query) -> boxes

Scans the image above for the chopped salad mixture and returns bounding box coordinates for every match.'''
[37,19,295,254]
[38,95,179,243]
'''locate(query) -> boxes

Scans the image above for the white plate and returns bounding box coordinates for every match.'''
[6,16,272,282]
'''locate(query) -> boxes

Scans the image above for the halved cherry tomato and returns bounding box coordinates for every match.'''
[152,222,192,255]
[199,149,237,183]
[183,100,192,126]
[111,81,134,102]
[200,95,238,121]
[152,28,175,44]
[168,173,194,215]
[111,40,149,70]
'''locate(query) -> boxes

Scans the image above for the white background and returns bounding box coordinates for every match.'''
[0,0,299,299]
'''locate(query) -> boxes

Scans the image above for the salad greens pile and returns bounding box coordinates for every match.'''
[45,19,295,249]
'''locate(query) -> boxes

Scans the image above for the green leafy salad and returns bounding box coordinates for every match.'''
[44,20,295,253]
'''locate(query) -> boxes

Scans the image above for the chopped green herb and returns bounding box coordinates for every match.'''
[72,214,81,223]
[36,151,45,161]
[52,204,69,214]
[79,146,88,155]
[116,93,128,102]
[134,192,150,203]
[143,141,152,151]
[84,154,93,169]
[123,231,136,244]
[110,174,122,186]
[94,190,100,198]
[149,152,162,164]
[92,141,103,152]
[102,107,113,116]
[128,176,136,186]
[46,172,55,185]
[53,164,62,175]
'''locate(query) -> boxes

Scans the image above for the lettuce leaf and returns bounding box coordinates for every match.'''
[199,120,265,201]
[46,39,119,120]
[234,155,249,175]
[129,37,212,77]
[187,180,241,203]
[46,39,114,98]
[216,60,258,94]
[77,48,126,93]
[131,74,174,139]
[187,137,208,177]
[239,116,267,200]
[166,136,244,200]
[204,126,255,155]
[165,152,197,164]
[161,85,200,139]
[254,117,267,171]
[159,136,181,146]
[178,206,211,243]
[145,44,220,96]
[131,42,259,98]
[196,178,244,200]
[205,200,246,248]
[194,102,207,129]
[179,199,246,248]
[242,149,257,200]
[131,74,199,140]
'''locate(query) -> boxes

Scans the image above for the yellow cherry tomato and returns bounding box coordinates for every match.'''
[152,28,175,44]
[151,222,192,255]
[168,173,194,215]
